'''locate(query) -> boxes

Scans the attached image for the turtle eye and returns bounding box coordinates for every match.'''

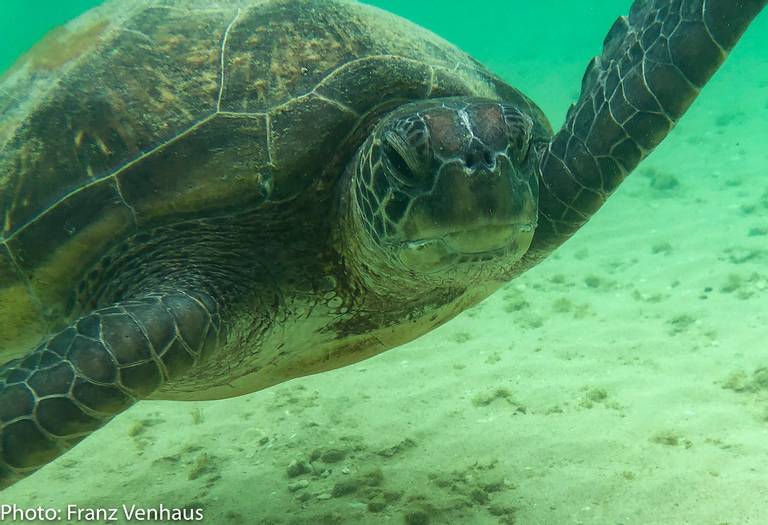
[382,131,423,187]
[501,104,534,165]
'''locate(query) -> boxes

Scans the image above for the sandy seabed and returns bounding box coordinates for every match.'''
[4,43,768,525]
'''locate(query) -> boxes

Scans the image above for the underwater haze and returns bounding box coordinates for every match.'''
[2,1,768,524]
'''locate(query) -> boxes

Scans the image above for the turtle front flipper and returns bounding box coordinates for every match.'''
[0,292,220,489]
[527,0,766,262]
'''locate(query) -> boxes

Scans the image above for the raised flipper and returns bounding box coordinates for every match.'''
[525,0,766,265]
[0,292,220,488]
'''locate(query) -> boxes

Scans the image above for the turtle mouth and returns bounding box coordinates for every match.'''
[396,222,535,272]
[436,223,534,254]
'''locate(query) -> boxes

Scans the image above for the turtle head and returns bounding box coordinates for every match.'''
[349,98,540,278]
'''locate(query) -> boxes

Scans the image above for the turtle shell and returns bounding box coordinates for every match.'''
[0,0,550,361]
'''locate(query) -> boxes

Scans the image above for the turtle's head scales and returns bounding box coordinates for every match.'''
[350,97,539,276]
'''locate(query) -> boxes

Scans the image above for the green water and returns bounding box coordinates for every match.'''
[2,2,768,524]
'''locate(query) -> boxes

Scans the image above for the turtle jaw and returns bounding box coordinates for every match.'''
[396,222,535,273]
[389,154,539,274]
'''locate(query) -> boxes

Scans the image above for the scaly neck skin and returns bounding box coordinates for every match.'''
[337,171,424,299]
[81,216,284,358]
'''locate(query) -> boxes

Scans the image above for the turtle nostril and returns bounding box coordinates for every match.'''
[463,148,495,171]
[464,152,479,169]
[482,151,494,168]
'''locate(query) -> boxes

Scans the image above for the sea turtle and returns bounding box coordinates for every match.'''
[0,0,764,489]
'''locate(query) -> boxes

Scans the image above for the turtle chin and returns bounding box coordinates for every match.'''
[395,222,535,274]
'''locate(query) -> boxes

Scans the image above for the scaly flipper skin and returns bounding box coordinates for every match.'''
[0,292,220,488]
[524,0,767,265]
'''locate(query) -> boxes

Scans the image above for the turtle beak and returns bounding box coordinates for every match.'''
[439,222,535,254]
[403,157,537,246]
[398,223,535,272]
[396,158,537,272]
